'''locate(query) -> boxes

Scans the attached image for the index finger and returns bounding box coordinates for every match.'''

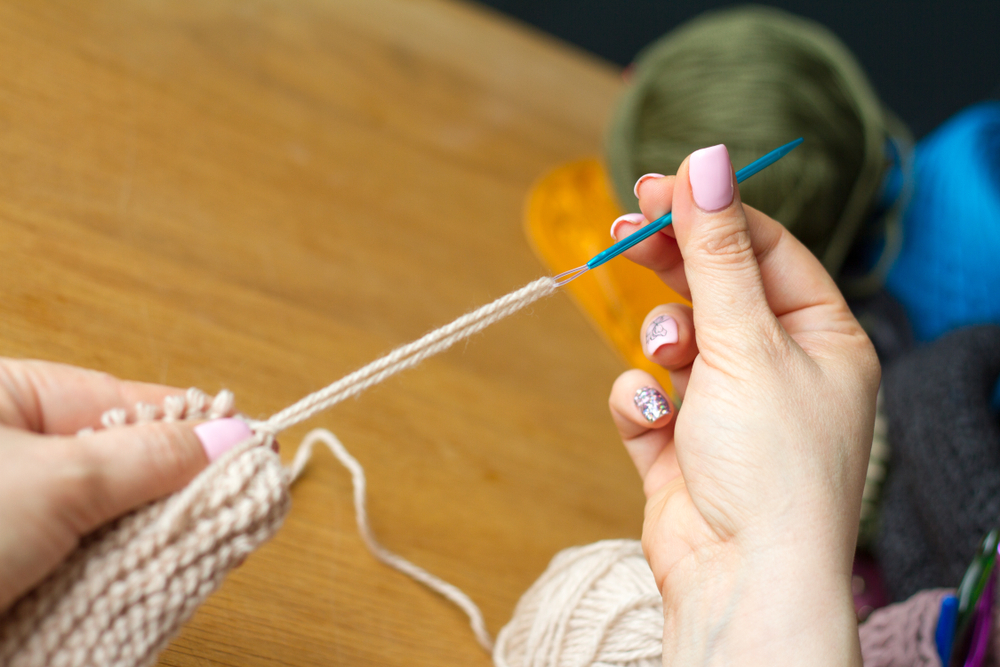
[0,359,185,435]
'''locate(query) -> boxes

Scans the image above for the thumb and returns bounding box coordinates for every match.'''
[58,417,253,535]
[668,144,778,355]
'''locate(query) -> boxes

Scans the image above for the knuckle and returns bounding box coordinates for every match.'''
[78,367,123,396]
[756,317,794,368]
[43,441,109,532]
[141,423,200,482]
[697,309,789,375]
[698,216,753,263]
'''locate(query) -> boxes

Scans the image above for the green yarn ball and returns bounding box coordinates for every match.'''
[606,5,901,279]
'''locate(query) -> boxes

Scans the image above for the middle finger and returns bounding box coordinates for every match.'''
[641,304,698,399]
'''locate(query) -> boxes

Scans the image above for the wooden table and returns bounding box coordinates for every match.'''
[0,1,642,664]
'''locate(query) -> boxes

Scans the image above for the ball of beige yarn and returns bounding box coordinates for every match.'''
[493,539,664,667]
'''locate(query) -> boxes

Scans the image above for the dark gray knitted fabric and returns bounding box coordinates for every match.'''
[876,325,1000,602]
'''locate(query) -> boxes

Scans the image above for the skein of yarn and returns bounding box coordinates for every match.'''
[493,540,663,667]
[606,6,906,281]
[885,102,1000,342]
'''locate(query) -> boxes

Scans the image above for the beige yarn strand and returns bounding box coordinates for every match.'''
[261,277,557,434]
[288,429,495,652]
[266,277,556,654]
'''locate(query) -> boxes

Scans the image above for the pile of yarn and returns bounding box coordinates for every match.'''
[859,103,1000,607]
[6,7,1000,667]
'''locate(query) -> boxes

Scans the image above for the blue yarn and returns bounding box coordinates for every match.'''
[935,594,959,665]
[886,102,1000,342]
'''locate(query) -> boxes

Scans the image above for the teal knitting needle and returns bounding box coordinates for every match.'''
[553,138,803,286]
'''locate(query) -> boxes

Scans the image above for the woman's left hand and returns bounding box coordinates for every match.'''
[0,359,248,611]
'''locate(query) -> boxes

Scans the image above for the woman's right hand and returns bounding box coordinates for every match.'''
[608,145,880,666]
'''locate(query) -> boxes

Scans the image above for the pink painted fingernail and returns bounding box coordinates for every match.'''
[634,386,670,423]
[689,144,734,212]
[644,315,678,355]
[194,418,253,462]
[633,173,666,198]
[610,213,646,239]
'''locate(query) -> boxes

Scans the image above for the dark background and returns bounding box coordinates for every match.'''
[473,0,1000,140]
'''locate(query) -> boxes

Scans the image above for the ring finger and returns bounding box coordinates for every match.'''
[609,370,680,496]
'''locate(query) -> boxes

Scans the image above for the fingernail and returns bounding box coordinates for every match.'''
[610,213,646,239]
[195,418,253,462]
[633,173,666,198]
[689,144,734,212]
[634,386,670,423]
[644,315,678,355]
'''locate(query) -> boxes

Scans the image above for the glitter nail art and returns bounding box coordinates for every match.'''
[634,386,670,423]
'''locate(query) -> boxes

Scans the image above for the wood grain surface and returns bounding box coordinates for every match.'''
[0,1,643,664]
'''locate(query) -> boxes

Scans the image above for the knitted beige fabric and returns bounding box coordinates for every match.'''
[0,390,291,667]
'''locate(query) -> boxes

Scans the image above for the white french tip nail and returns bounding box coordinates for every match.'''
[633,173,666,198]
[610,213,647,239]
